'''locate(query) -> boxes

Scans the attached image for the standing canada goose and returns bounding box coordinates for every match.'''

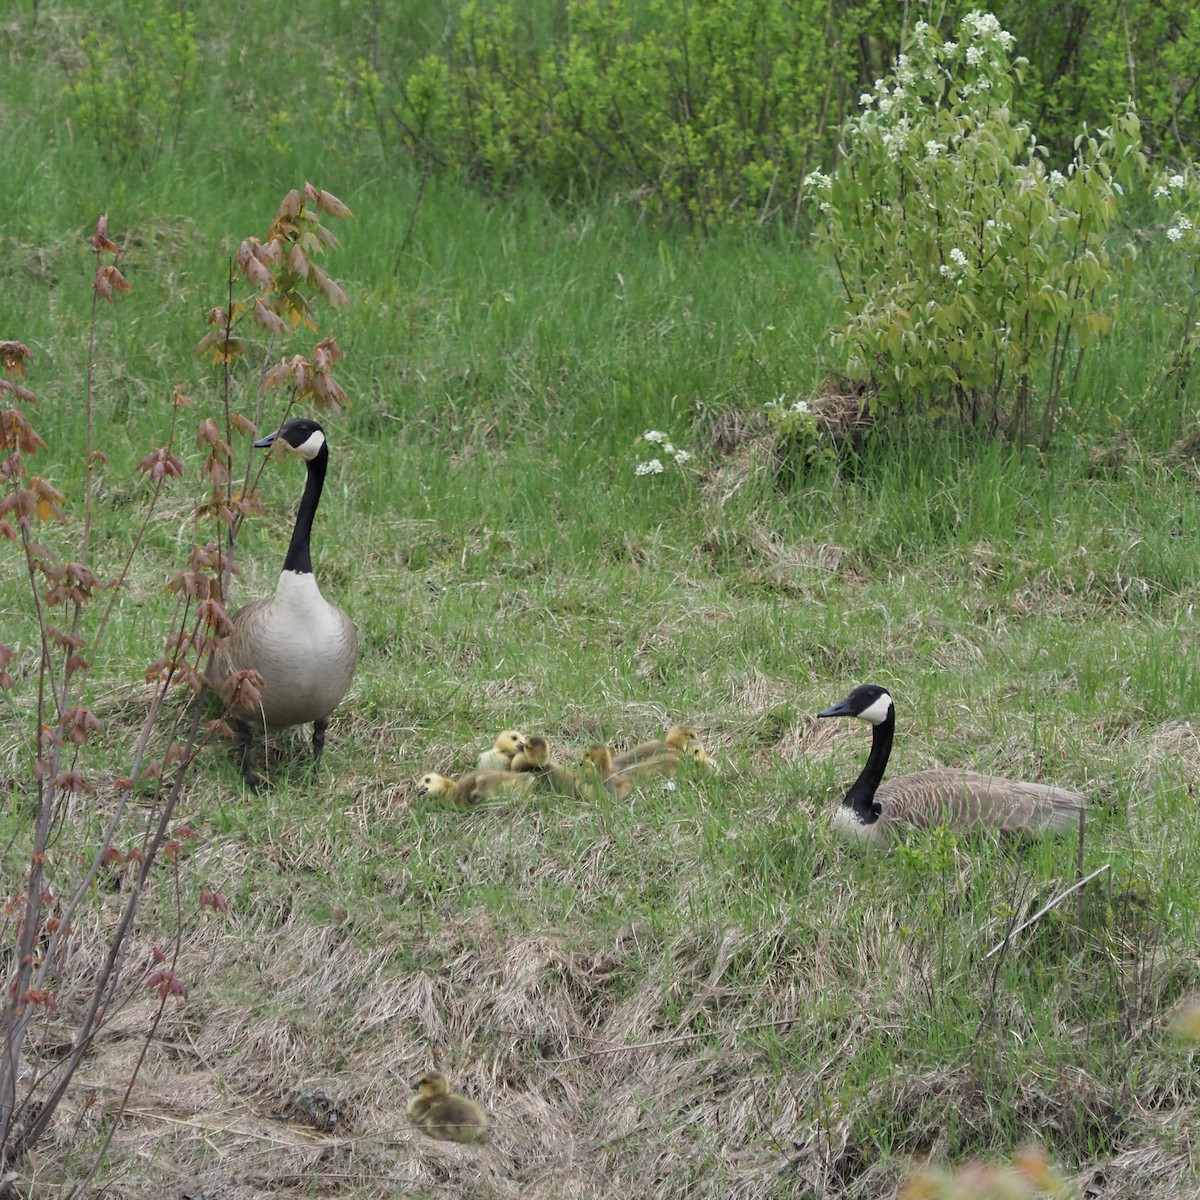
[476,729,526,772]
[416,769,535,807]
[817,684,1086,846]
[211,417,358,790]
[612,724,705,770]
[407,1070,489,1143]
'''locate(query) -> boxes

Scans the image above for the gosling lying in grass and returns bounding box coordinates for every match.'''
[476,729,527,772]
[511,735,586,798]
[415,770,534,807]
[612,724,710,770]
[408,1070,489,1143]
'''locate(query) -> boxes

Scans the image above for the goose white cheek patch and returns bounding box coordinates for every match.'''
[858,693,894,725]
[294,429,327,460]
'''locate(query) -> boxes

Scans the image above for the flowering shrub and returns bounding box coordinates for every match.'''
[635,429,690,476]
[1150,166,1200,403]
[805,10,1144,445]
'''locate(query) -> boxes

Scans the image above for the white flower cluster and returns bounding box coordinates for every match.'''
[1167,216,1193,243]
[962,10,1015,49]
[636,430,690,476]
[1154,173,1188,200]
[768,397,812,416]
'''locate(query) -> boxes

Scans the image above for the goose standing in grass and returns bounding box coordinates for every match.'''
[211,417,358,790]
[477,729,527,772]
[408,1070,489,1143]
[817,684,1085,846]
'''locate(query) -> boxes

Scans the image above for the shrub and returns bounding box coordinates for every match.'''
[61,0,199,167]
[395,0,885,227]
[804,11,1144,444]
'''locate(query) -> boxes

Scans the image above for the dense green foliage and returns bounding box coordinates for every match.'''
[378,0,1200,225]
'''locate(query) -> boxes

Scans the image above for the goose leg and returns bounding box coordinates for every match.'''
[234,719,264,792]
[312,717,329,768]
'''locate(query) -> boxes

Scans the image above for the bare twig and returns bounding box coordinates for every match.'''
[985,864,1112,960]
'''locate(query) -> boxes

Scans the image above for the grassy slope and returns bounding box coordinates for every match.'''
[2,3,1199,1197]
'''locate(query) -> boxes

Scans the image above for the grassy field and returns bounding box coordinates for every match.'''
[2,3,1200,1198]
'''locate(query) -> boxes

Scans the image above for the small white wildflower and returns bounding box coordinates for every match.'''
[914,19,929,39]
[949,247,968,267]
[1167,226,1185,242]
[1048,169,1066,189]
[965,45,984,65]
[892,85,907,101]
[1169,173,1186,189]
[998,30,1015,50]
[859,92,874,107]
[642,429,666,444]
[790,400,811,415]
[939,264,952,277]
[942,40,958,55]
[985,219,997,228]
[878,93,894,115]
[925,140,944,158]
[1179,216,1194,231]
[803,170,831,191]
[874,78,885,91]
[663,779,677,792]
[672,449,690,464]
[635,458,665,475]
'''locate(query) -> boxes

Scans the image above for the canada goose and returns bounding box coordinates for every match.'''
[513,736,585,798]
[415,769,534,807]
[612,724,705,771]
[211,417,358,790]
[477,729,526,772]
[817,684,1086,846]
[407,1070,489,1143]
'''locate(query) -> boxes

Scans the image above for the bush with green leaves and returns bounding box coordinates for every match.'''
[804,11,1144,443]
[395,0,886,227]
[62,0,198,167]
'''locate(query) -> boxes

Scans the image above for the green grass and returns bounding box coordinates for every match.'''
[2,3,1200,1198]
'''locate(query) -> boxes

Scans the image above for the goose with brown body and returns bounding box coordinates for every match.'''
[211,418,358,790]
[407,1071,489,1143]
[817,684,1086,847]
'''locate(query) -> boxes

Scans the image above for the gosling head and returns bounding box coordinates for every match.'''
[524,736,553,769]
[254,416,328,461]
[492,729,526,756]
[416,772,454,798]
[818,684,894,726]
[664,724,702,750]
[411,1070,451,1098]
[584,744,614,773]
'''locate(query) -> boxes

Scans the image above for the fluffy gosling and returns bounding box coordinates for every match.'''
[477,729,527,772]
[408,1071,489,1144]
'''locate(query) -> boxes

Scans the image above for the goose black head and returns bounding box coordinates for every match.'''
[255,417,327,461]
[818,684,894,726]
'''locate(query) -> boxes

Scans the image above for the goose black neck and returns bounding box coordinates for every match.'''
[281,443,328,575]
[845,708,894,821]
